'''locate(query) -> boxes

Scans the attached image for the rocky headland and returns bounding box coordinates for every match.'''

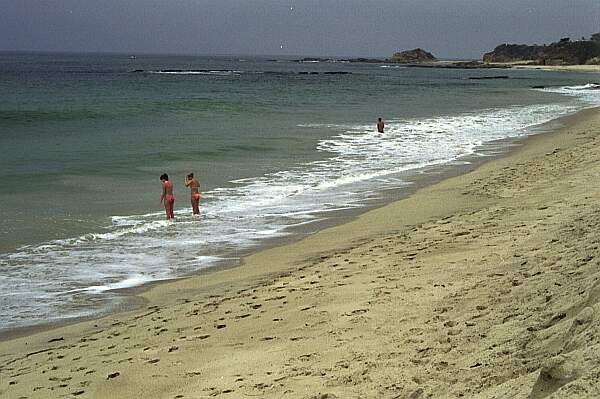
[285,33,600,71]
[391,48,436,63]
[483,34,600,65]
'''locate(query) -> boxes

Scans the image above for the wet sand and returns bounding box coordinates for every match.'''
[2,108,600,398]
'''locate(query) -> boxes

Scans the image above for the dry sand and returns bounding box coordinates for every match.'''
[484,62,600,73]
[2,108,600,398]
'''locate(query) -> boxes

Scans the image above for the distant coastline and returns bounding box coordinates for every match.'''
[288,32,600,71]
[290,57,600,73]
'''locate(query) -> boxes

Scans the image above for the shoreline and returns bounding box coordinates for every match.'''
[2,107,600,397]
[511,64,600,73]
[0,108,572,341]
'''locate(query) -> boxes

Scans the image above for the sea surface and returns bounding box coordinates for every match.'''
[1,52,599,332]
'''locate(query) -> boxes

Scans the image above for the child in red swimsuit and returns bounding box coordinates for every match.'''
[160,173,175,220]
[185,172,201,215]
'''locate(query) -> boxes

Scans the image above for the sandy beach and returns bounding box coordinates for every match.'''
[511,64,600,73]
[3,107,600,398]
[450,61,600,73]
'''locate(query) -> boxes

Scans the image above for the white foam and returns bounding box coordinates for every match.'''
[536,83,600,106]
[151,70,241,76]
[64,275,156,294]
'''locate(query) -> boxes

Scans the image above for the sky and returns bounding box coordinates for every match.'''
[1,0,599,59]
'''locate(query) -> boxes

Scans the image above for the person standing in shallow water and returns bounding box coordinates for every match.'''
[377,117,385,133]
[185,172,201,215]
[160,173,175,220]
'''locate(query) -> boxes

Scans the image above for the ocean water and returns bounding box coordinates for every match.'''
[1,52,599,331]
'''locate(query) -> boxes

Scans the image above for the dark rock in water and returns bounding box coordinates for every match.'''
[392,48,436,63]
[468,76,509,80]
[532,85,546,89]
[483,33,600,65]
[298,57,331,63]
[345,57,388,63]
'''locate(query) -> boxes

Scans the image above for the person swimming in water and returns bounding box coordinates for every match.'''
[160,173,175,220]
[184,172,201,215]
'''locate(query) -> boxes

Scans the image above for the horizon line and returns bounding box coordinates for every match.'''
[0,49,477,62]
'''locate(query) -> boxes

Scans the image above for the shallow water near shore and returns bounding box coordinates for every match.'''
[1,52,599,332]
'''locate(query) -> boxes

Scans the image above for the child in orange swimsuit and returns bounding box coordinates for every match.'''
[160,173,175,220]
[185,173,201,215]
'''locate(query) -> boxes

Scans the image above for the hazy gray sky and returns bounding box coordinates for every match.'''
[1,0,598,58]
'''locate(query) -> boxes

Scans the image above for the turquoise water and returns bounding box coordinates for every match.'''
[1,52,598,330]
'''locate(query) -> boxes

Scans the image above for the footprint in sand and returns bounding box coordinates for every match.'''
[48,376,71,382]
[107,372,120,379]
[191,334,211,340]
